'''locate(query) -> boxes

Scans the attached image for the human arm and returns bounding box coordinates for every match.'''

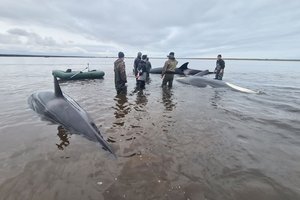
[162,61,168,77]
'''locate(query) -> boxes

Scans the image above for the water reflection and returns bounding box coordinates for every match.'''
[162,87,176,111]
[113,93,130,126]
[56,125,70,150]
[135,91,148,107]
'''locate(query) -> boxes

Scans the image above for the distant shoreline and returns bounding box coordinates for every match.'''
[0,54,299,62]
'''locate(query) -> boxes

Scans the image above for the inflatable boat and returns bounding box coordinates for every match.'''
[52,69,105,80]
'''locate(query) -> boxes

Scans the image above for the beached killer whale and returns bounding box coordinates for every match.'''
[28,77,114,155]
[176,70,258,94]
[150,62,214,75]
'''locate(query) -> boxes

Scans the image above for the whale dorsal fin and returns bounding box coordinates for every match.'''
[54,76,63,97]
[178,62,189,71]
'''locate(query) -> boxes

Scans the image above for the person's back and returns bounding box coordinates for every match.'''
[114,52,127,94]
[162,52,178,88]
[163,59,178,74]
[134,52,142,77]
[136,55,148,90]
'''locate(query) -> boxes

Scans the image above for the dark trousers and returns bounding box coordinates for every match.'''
[215,70,224,80]
[137,80,145,90]
[115,82,127,95]
[162,74,174,87]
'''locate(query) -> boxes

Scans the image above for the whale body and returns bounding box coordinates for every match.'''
[28,77,114,154]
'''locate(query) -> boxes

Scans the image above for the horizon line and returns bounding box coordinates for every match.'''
[0,53,299,62]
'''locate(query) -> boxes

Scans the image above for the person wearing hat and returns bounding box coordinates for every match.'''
[114,52,127,94]
[214,54,225,80]
[161,52,178,88]
[136,54,148,90]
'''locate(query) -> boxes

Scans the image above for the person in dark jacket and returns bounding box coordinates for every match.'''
[136,55,148,90]
[145,56,152,80]
[114,52,127,94]
[214,54,225,80]
[133,52,142,84]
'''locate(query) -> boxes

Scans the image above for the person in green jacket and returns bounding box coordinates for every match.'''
[114,52,127,94]
[161,52,178,88]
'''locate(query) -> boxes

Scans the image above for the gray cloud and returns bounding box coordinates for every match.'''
[7,28,57,46]
[0,33,20,44]
[0,0,299,58]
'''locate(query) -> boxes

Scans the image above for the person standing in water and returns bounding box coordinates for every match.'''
[136,55,148,90]
[161,52,178,88]
[133,52,142,84]
[214,54,225,80]
[145,56,152,80]
[114,52,127,94]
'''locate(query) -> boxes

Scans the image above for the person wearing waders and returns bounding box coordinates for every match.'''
[214,54,225,80]
[136,55,148,90]
[161,52,178,88]
[133,52,142,86]
[114,52,127,94]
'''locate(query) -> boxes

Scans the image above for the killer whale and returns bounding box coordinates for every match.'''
[28,77,114,155]
[150,62,213,75]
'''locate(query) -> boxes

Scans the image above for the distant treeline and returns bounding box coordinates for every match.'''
[0,54,299,62]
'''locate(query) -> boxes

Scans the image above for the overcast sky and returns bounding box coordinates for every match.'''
[0,0,299,58]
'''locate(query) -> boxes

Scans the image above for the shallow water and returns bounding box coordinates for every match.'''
[0,57,299,200]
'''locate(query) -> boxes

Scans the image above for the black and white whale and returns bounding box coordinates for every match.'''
[28,77,114,155]
[176,70,258,94]
[150,62,213,75]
